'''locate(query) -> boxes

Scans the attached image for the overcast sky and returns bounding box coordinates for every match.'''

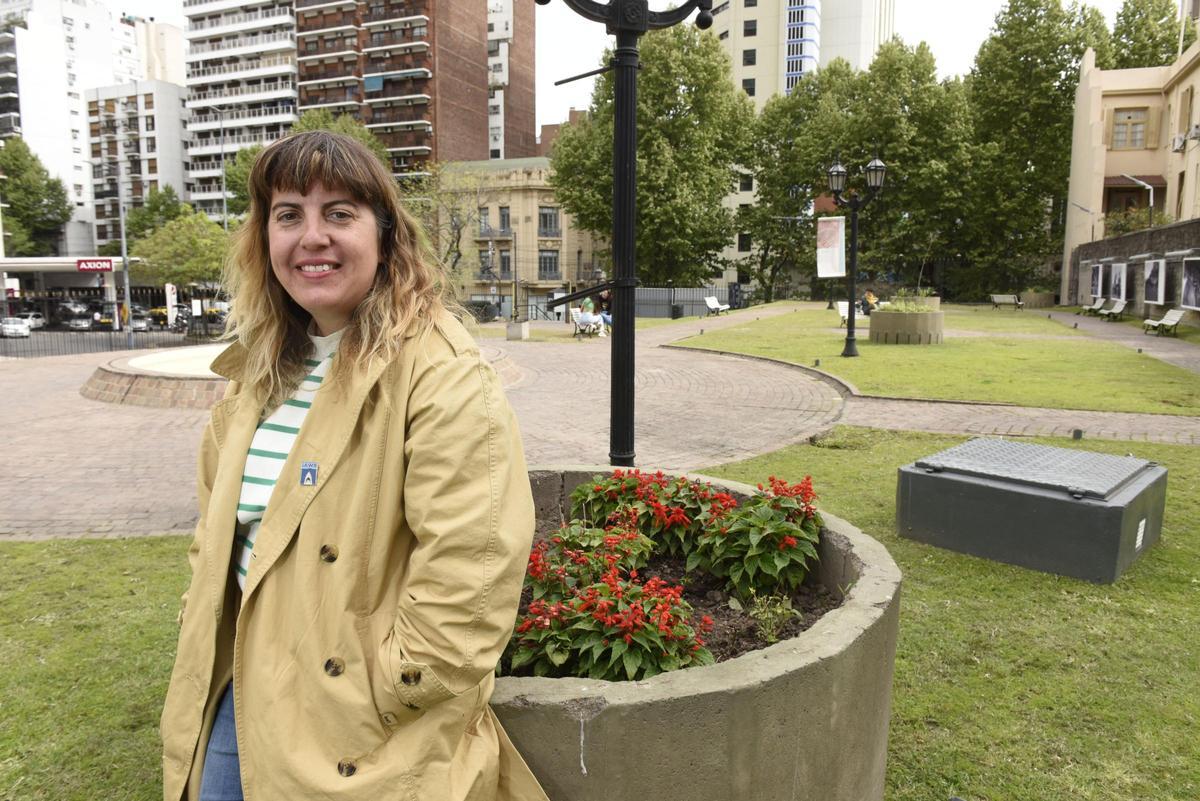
[104,0,1131,130]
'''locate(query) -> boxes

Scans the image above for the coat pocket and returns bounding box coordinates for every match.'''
[357,615,425,735]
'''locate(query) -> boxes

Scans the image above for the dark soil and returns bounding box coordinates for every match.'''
[640,550,842,662]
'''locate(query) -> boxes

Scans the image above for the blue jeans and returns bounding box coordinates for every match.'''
[199,683,243,801]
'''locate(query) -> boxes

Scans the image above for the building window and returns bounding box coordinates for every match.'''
[738,232,752,252]
[744,20,757,36]
[719,30,728,40]
[739,173,753,192]
[479,207,490,234]
[490,148,501,158]
[538,206,560,236]
[499,205,510,231]
[499,249,511,277]
[743,49,756,66]
[742,78,755,97]
[745,0,756,5]
[1111,108,1148,149]
[538,249,560,280]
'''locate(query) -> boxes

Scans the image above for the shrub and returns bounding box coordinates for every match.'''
[690,476,821,600]
[510,520,714,680]
[729,592,798,645]
[569,469,738,556]
[462,299,499,322]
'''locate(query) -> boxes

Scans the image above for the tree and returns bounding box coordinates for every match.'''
[1112,0,1196,69]
[550,25,753,285]
[960,0,1105,293]
[98,185,189,256]
[223,110,390,215]
[130,208,229,287]
[397,161,491,279]
[0,136,72,256]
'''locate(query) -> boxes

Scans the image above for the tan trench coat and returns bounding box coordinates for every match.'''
[161,312,548,801]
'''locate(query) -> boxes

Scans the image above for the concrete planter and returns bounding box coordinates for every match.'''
[506,321,530,341]
[869,309,944,345]
[494,467,902,801]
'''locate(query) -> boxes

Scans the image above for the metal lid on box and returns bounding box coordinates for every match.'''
[913,438,1156,500]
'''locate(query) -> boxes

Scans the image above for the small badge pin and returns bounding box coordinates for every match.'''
[300,461,318,486]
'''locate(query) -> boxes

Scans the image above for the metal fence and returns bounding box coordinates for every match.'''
[634,285,737,318]
[0,324,223,359]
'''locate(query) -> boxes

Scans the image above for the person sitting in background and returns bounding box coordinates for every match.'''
[861,290,878,316]
[597,290,613,329]
[580,294,606,337]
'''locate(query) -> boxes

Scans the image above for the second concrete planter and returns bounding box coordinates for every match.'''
[493,467,902,801]
[868,309,944,345]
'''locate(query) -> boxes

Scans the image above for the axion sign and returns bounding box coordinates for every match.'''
[76,258,114,273]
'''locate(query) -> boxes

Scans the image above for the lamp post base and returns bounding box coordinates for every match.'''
[841,335,859,357]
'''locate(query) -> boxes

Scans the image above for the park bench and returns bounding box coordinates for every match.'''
[1081,298,1106,315]
[1144,308,1185,336]
[704,296,730,316]
[1098,299,1127,321]
[990,293,1024,310]
[570,307,603,338]
[836,301,856,327]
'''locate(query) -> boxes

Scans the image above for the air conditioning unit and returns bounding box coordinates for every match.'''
[1172,133,1187,152]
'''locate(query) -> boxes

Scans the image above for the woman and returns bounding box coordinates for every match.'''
[161,131,547,801]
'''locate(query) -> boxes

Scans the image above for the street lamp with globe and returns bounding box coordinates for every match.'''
[827,155,886,357]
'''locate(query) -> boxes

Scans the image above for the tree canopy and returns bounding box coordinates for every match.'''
[0,136,72,256]
[98,185,189,256]
[130,208,229,287]
[550,25,753,286]
[1112,0,1196,68]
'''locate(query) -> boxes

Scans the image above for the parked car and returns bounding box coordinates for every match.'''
[66,316,93,331]
[2,317,31,337]
[130,315,151,332]
[16,311,45,329]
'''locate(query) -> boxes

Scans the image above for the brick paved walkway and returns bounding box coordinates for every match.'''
[3,303,1198,541]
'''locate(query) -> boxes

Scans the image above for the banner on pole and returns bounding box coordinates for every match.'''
[816,216,846,278]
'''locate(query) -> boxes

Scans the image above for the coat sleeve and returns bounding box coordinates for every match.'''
[380,349,534,711]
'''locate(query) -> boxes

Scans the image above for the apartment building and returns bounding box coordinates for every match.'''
[819,0,894,70]
[456,156,603,320]
[295,0,525,178]
[486,0,535,159]
[184,0,298,218]
[87,81,189,253]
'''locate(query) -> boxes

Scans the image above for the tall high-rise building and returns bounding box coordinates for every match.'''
[296,0,512,178]
[710,0,820,112]
[184,0,298,218]
[87,81,189,253]
[486,0,535,159]
[127,14,187,84]
[818,0,894,71]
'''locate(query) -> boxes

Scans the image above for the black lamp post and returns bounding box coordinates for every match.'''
[536,0,713,466]
[827,155,886,357]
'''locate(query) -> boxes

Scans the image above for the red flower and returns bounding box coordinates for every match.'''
[779,535,798,550]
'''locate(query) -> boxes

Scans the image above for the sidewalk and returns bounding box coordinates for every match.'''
[1047,309,1200,374]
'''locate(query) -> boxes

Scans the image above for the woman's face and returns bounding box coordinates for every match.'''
[267,182,381,336]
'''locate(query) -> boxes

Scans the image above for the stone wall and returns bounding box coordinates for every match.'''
[1069,218,1200,325]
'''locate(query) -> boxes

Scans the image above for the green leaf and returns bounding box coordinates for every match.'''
[685,551,703,572]
[622,648,643,680]
[547,646,569,667]
[608,638,628,667]
[727,596,744,612]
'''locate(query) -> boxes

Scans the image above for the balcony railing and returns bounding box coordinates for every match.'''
[189,131,285,151]
[300,86,361,107]
[188,31,294,57]
[190,105,297,126]
[363,5,430,25]
[476,225,513,239]
[188,6,294,32]
[298,64,361,84]
[188,80,295,104]
[537,269,562,281]
[538,227,562,238]
[296,0,356,9]
[297,10,357,33]
[297,36,359,59]
[364,52,430,76]
[378,128,432,150]
[365,105,429,126]
[187,55,294,81]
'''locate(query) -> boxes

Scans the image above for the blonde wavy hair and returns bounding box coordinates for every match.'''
[223,130,452,409]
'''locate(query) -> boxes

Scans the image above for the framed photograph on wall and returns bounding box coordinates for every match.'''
[1090,263,1103,297]
[1183,258,1200,310]
[1110,263,1126,300]
[1144,260,1165,305]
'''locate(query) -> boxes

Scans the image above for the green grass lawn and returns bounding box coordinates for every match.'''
[703,427,1200,801]
[3,429,1196,800]
[468,315,690,342]
[677,306,1200,415]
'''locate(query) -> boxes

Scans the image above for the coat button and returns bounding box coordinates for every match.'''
[319,544,338,563]
[324,657,345,677]
[380,711,398,726]
[400,668,421,686]
[337,759,357,777]
[404,702,419,711]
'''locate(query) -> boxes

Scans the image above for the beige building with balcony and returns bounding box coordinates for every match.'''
[452,156,604,320]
